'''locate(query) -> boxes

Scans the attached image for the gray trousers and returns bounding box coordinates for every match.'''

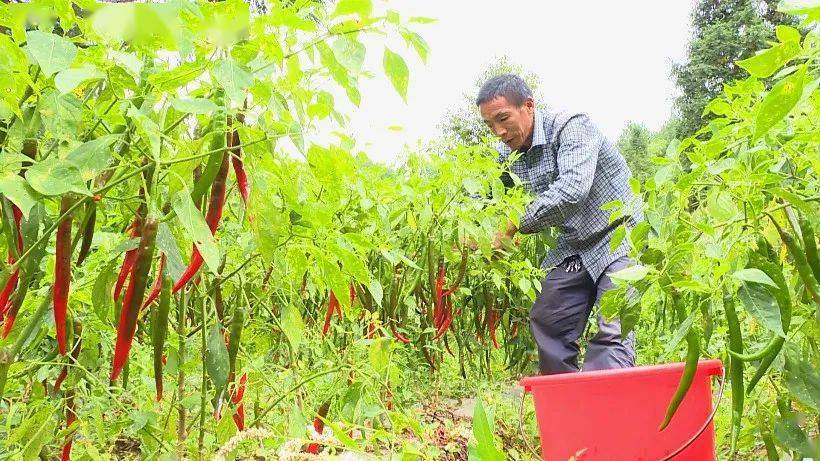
[530,255,636,374]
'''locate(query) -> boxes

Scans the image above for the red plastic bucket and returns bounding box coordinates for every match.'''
[520,360,724,460]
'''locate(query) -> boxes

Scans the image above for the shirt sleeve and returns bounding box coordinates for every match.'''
[518,114,602,234]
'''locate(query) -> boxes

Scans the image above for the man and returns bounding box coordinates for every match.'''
[477,74,642,375]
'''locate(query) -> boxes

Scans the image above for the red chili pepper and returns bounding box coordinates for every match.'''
[305,400,331,454]
[434,309,452,340]
[0,270,19,318]
[230,129,249,208]
[113,218,141,303]
[230,372,248,431]
[111,218,158,381]
[54,330,82,394]
[434,264,445,326]
[390,323,411,344]
[321,290,339,337]
[173,152,230,293]
[488,309,499,349]
[54,196,74,355]
[140,253,166,310]
[349,283,356,305]
[61,394,76,461]
[53,367,68,393]
[366,322,376,339]
[0,205,23,328]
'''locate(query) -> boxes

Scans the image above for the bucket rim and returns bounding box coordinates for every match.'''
[520,359,723,391]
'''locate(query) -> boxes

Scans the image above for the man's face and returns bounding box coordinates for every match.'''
[479,96,535,151]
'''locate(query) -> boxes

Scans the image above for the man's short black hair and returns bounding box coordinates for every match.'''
[476,74,533,107]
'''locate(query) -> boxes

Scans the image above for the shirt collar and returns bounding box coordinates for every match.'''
[530,108,548,149]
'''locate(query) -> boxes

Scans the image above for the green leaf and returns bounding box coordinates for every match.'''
[468,400,505,461]
[0,174,39,219]
[383,48,409,102]
[706,190,737,221]
[663,308,697,358]
[732,268,778,288]
[368,337,390,375]
[66,134,119,181]
[22,422,55,459]
[610,224,626,253]
[38,90,82,140]
[92,261,116,323]
[774,416,815,457]
[331,0,373,18]
[368,279,383,306]
[737,282,784,337]
[609,264,650,282]
[156,222,185,281]
[400,30,430,64]
[754,66,806,140]
[25,158,90,196]
[170,191,220,274]
[775,25,801,43]
[55,65,105,94]
[171,97,218,114]
[281,303,304,352]
[331,37,365,73]
[25,30,77,77]
[778,0,820,21]
[784,353,820,412]
[211,58,253,106]
[736,42,800,78]
[205,323,230,394]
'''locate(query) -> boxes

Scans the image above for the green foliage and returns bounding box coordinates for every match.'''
[616,119,680,185]
[605,16,819,458]
[672,0,797,138]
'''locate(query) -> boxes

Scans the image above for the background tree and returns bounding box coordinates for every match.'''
[616,119,680,185]
[672,0,796,138]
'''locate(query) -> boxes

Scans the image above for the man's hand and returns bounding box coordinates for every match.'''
[491,221,519,254]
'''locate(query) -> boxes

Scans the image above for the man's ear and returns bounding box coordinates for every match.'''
[524,98,535,112]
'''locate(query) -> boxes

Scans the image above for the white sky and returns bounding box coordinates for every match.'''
[318,0,696,163]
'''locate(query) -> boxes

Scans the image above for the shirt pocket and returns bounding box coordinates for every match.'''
[524,146,557,194]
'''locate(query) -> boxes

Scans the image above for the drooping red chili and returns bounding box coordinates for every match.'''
[230,129,249,208]
[230,372,247,431]
[61,392,76,461]
[173,150,230,293]
[111,217,158,381]
[54,325,82,394]
[306,400,331,454]
[113,218,141,303]
[141,253,166,310]
[321,290,339,337]
[54,196,74,355]
[390,323,411,344]
[0,205,24,328]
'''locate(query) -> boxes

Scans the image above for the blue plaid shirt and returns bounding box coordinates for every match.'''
[497,108,643,282]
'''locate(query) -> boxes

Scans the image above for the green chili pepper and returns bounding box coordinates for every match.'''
[659,298,700,431]
[152,275,172,401]
[798,215,819,284]
[724,291,744,455]
[770,215,820,304]
[228,306,244,380]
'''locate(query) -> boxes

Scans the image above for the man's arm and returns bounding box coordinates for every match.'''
[517,114,602,235]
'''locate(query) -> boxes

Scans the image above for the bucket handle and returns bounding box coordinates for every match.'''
[659,366,726,461]
[517,367,726,461]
